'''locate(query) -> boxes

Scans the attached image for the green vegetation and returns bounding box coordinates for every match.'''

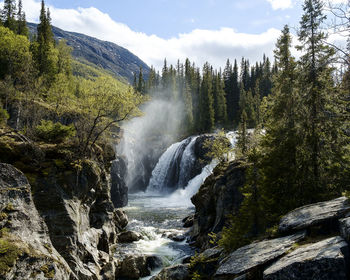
[142,52,274,136]
[218,0,350,252]
[0,0,145,160]
[0,229,24,276]
[35,120,75,143]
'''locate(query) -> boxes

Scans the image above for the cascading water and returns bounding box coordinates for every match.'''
[116,132,236,279]
[147,136,199,194]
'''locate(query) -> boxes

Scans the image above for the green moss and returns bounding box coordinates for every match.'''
[40,263,55,278]
[43,243,53,254]
[0,238,23,275]
[5,203,15,212]
[0,212,8,221]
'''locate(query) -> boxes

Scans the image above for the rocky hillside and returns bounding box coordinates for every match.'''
[27,22,150,83]
[0,135,129,279]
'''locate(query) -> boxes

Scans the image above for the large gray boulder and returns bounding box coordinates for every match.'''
[214,231,306,279]
[0,163,74,279]
[151,264,190,280]
[279,197,350,233]
[117,230,142,243]
[118,255,162,279]
[263,236,349,280]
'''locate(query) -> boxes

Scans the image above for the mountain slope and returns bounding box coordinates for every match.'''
[28,22,150,83]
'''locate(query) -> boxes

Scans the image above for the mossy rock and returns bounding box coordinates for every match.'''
[0,238,24,276]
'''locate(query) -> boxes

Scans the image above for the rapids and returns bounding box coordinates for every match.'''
[116,132,237,278]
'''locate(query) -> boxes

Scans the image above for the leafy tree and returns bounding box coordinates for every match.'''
[74,76,145,156]
[0,26,32,81]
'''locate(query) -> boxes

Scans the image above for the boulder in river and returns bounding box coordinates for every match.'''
[279,197,350,234]
[118,255,162,279]
[214,231,306,279]
[151,264,191,280]
[117,230,142,243]
[263,236,349,280]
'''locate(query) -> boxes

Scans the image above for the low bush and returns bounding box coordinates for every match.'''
[35,120,75,143]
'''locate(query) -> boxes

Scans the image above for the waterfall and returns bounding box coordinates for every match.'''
[147,137,195,193]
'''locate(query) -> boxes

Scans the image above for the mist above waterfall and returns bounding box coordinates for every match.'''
[118,97,185,193]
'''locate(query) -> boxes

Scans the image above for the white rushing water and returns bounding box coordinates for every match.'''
[116,132,237,279]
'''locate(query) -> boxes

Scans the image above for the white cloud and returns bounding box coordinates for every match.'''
[1,0,282,71]
[266,0,293,10]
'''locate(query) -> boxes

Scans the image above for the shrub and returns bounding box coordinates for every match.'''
[35,120,75,143]
[0,108,9,126]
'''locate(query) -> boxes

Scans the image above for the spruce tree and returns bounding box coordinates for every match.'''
[17,0,28,37]
[2,0,17,32]
[297,0,335,196]
[259,25,301,221]
[199,63,215,131]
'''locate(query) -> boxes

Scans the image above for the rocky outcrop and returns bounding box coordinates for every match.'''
[31,158,126,280]
[0,163,73,279]
[279,197,350,234]
[111,157,128,208]
[190,160,245,249]
[118,255,162,279]
[151,264,190,280]
[214,232,306,279]
[263,236,349,280]
[340,217,350,242]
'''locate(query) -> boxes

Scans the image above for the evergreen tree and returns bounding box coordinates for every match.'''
[297,0,336,196]
[16,0,28,37]
[2,0,17,32]
[137,67,145,94]
[231,60,240,126]
[213,71,227,126]
[199,63,215,131]
[259,25,301,221]
[34,0,57,79]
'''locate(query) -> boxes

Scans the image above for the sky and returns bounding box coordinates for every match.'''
[0,0,348,70]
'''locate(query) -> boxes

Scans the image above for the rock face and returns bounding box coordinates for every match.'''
[151,264,190,280]
[214,231,306,279]
[111,157,128,208]
[31,159,126,280]
[279,197,350,233]
[339,217,350,242]
[191,160,245,249]
[0,163,73,279]
[263,236,349,280]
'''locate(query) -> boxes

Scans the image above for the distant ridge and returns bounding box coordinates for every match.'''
[28,22,150,83]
